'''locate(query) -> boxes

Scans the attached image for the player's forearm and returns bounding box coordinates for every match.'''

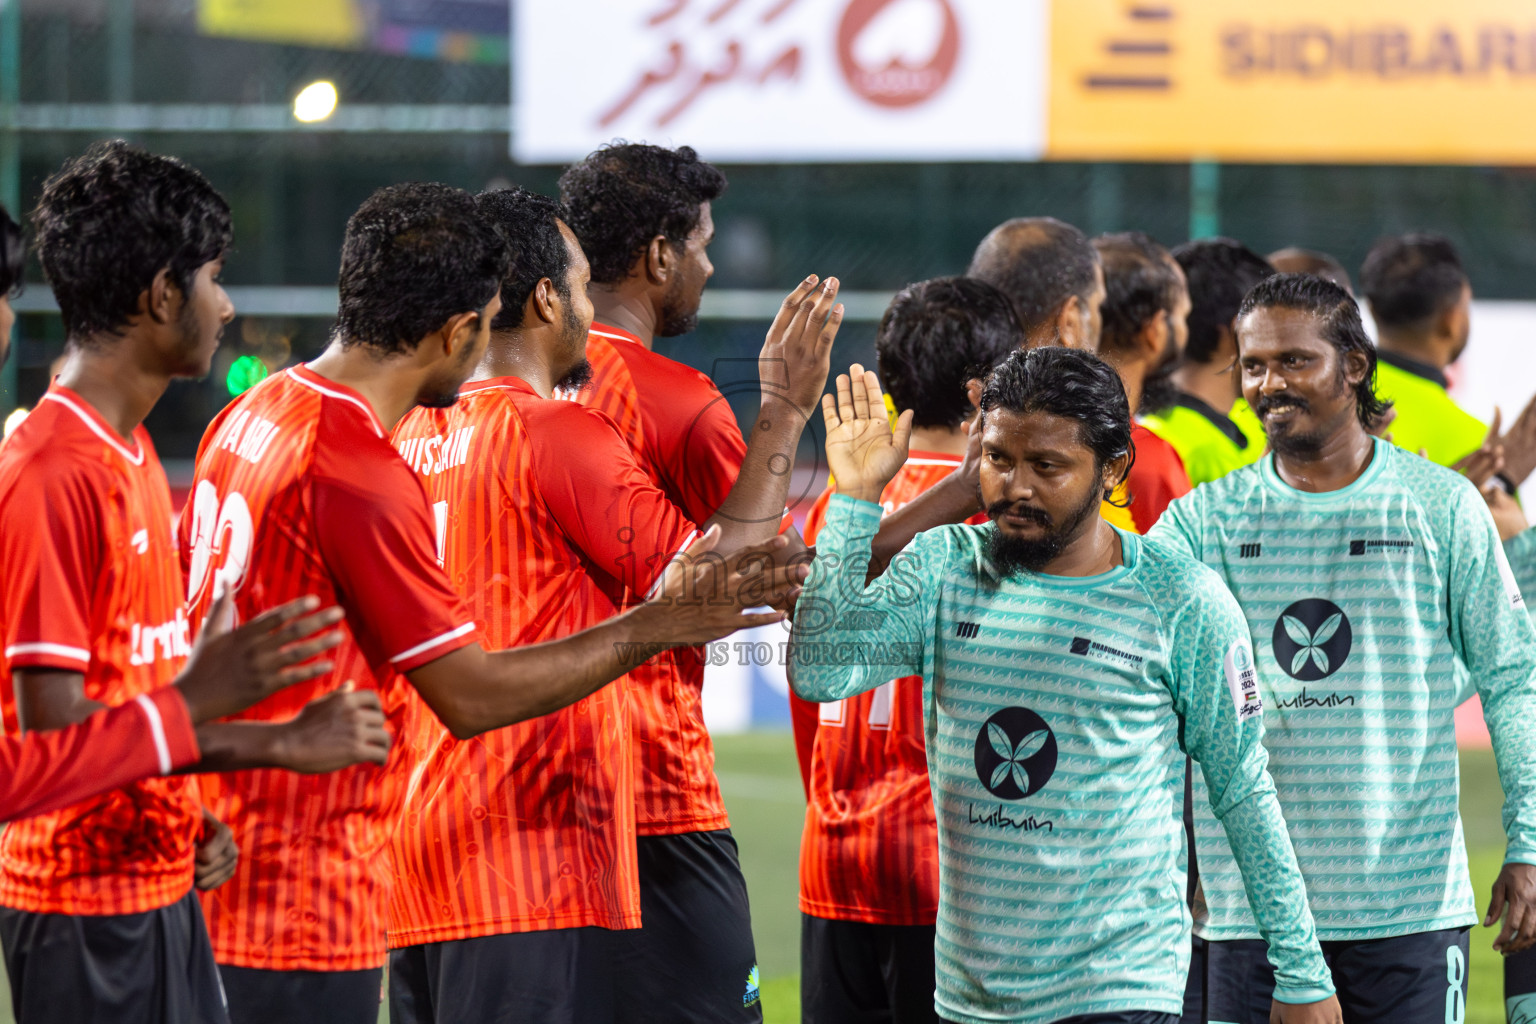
[706,394,807,549]
[13,669,106,733]
[791,496,922,700]
[865,470,976,581]
[185,721,295,772]
[0,689,199,822]
[419,604,681,739]
[1213,784,1335,1003]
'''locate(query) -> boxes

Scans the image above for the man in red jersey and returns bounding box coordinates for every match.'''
[184,182,804,1024]
[1092,232,1194,532]
[389,187,832,1024]
[0,141,392,1024]
[789,278,1019,1024]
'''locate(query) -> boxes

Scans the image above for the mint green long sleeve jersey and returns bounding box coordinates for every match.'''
[1149,439,1536,942]
[790,494,1333,1024]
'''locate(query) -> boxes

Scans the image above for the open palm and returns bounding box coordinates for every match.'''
[821,363,913,503]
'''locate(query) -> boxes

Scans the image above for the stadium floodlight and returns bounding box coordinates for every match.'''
[293,81,338,123]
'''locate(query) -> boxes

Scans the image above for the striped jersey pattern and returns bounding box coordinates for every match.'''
[388,375,697,947]
[789,453,986,926]
[0,384,200,915]
[793,495,1331,1024]
[181,365,477,971]
[1150,439,1536,941]
[571,324,749,835]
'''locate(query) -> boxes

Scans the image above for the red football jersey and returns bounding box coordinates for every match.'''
[1125,423,1192,533]
[0,686,199,825]
[180,365,476,972]
[572,324,751,835]
[0,384,201,916]
[789,452,985,925]
[388,376,698,946]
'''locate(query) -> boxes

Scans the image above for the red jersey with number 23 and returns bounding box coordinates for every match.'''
[0,384,200,916]
[180,365,476,971]
[389,376,698,946]
[790,453,986,925]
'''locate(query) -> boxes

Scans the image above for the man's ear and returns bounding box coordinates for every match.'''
[1055,296,1084,349]
[439,310,482,359]
[1136,314,1168,364]
[643,234,674,287]
[1342,348,1370,389]
[530,277,559,326]
[144,267,179,326]
[1103,451,1131,500]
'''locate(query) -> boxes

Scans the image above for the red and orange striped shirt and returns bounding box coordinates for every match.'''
[572,324,750,835]
[180,365,476,971]
[790,453,985,925]
[388,375,697,946]
[0,384,201,916]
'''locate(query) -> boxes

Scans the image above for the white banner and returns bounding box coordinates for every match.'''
[512,0,1047,164]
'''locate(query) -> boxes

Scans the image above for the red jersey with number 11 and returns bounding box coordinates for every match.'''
[180,365,476,971]
[790,452,985,925]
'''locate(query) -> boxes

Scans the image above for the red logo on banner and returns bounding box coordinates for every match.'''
[837,0,961,108]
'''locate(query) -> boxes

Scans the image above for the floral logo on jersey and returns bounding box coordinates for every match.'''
[1272,599,1353,681]
[973,707,1057,800]
[743,965,761,1008]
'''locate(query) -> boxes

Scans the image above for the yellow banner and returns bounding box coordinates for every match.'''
[198,0,363,49]
[1049,0,1536,163]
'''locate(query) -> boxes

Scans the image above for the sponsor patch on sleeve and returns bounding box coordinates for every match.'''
[1223,640,1264,720]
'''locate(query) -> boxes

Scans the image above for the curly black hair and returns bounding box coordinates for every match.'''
[1171,237,1274,365]
[876,276,1020,429]
[557,142,726,285]
[1237,273,1392,430]
[1359,232,1467,330]
[1093,232,1182,356]
[32,140,231,341]
[334,182,508,356]
[477,187,572,332]
[0,205,23,298]
[979,346,1135,491]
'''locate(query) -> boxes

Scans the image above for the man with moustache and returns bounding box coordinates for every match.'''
[791,347,1340,1024]
[1149,274,1536,1023]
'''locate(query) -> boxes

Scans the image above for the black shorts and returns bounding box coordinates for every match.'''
[389,926,615,1024]
[1504,944,1536,1020]
[1182,935,1206,1024]
[608,828,763,1024]
[0,887,228,1024]
[800,914,939,1024]
[219,964,382,1024]
[1204,926,1470,1024]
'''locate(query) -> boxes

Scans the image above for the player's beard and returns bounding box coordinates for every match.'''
[657,273,703,338]
[1138,333,1181,415]
[415,334,480,409]
[1257,365,1351,459]
[984,482,1102,577]
[554,304,593,392]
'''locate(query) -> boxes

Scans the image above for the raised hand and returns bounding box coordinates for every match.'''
[1451,407,1505,489]
[759,275,842,415]
[176,592,345,724]
[1500,391,1536,486]
[270,684,391,774]
[822,364,914,504]
[640,526,810,646]
[1482,482,1530,542]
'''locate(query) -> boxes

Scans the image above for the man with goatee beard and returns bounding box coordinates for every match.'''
[790,346,1340,1024]
[1149,274,1536,1024]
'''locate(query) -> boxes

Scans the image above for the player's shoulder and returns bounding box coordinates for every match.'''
[1382,441,1482,515]
[1132,531,1243,618]
[0,391,136,490]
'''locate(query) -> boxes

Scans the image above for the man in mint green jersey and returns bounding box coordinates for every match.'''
[1149,273,1536,1024]
[791,347,1340,1024]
